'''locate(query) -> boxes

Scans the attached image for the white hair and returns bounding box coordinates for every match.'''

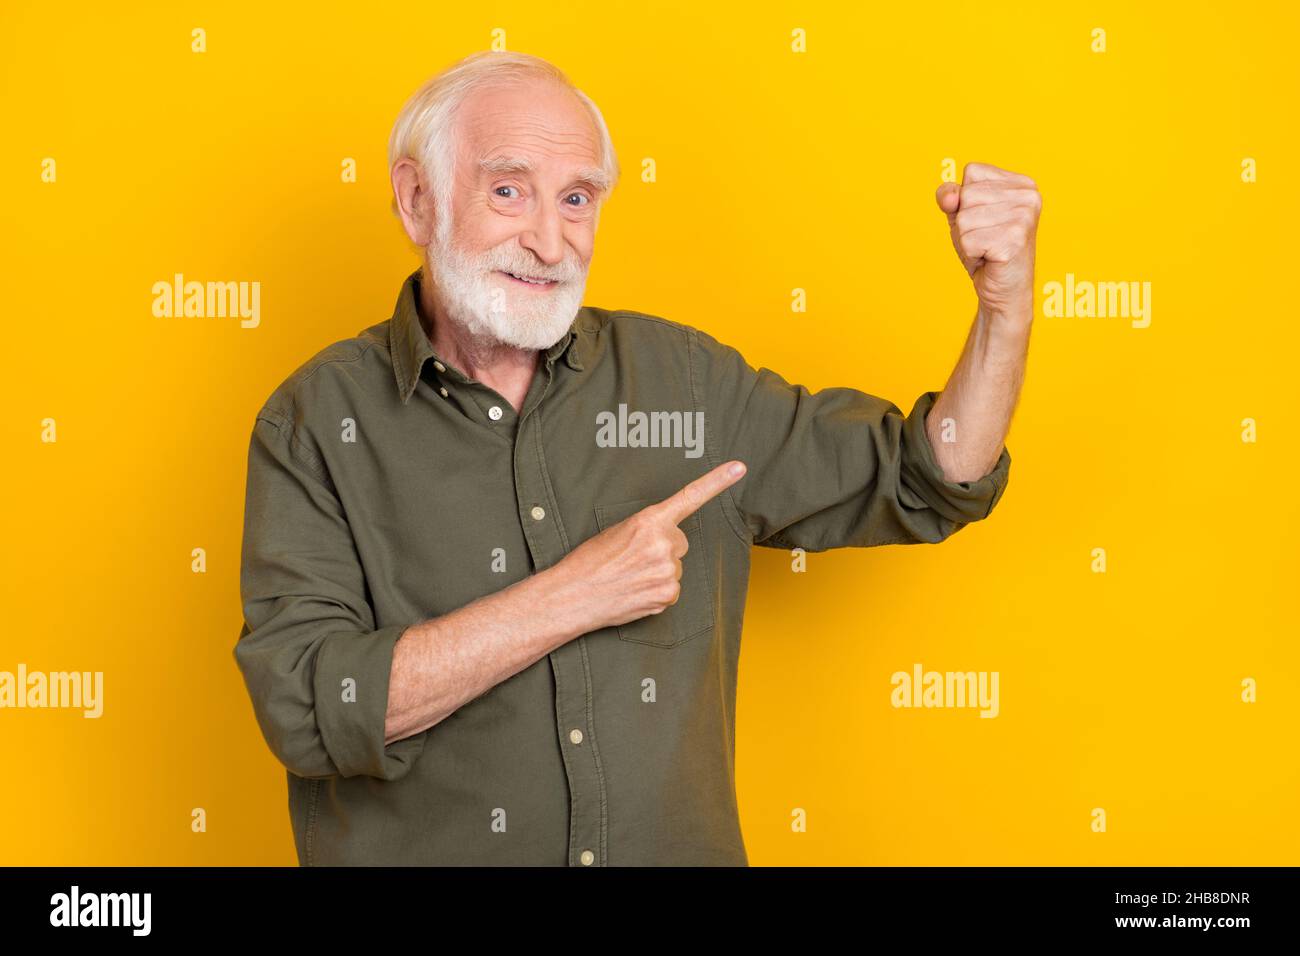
[387,51,620,245]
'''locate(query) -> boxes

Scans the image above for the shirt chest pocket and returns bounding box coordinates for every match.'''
[592,497,715,648]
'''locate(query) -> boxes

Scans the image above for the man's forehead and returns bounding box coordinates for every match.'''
[456,83,601,175]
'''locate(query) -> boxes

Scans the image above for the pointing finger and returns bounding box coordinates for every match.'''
[652,460,747,525]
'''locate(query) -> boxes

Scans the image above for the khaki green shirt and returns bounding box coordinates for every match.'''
[234,267,1012,866]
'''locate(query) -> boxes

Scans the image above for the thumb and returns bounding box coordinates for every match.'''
[935,182,960,226]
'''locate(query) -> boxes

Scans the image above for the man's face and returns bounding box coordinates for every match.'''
[427,79,605,350]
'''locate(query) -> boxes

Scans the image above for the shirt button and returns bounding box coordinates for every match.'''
[580,850,595,866]
[530,506,545,521]
[488,405,503,421]
[438,386,448,398]
[569,728,583,745]
[433,360,446,373]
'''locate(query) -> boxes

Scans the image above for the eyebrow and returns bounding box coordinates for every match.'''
[478,155,610,194]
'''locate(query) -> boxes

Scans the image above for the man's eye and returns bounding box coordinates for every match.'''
[565,193,590,207]
[495,186,519,199]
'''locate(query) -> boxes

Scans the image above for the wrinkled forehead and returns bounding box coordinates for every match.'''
[452,79,602,178]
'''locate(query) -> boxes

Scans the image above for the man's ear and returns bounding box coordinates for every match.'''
[391,157,435,247]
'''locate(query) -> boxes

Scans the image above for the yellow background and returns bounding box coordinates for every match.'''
[2,1,1296,865]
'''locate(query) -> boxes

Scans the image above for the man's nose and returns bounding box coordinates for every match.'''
[517,201,567,267]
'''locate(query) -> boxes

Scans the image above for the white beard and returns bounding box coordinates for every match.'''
[427,233,588,351]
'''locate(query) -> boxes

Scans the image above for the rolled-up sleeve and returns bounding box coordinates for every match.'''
[690,327,1011,552]
[234,410,427,780]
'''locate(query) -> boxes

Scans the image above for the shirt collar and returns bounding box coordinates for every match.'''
[389,267,584,405]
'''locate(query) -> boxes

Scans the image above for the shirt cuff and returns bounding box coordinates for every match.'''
[312,622,428,779]
[898,390,1012,524]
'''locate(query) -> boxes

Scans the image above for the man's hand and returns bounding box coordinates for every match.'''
[936,162,1042,325]
[555,460,747,630]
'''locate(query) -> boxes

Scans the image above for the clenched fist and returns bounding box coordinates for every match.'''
[556,460,747,631]
[936,162,1042,324]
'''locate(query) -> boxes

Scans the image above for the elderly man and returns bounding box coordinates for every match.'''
[234,50,1037,866]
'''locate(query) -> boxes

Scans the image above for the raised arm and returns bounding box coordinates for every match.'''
[927,161,1041,482]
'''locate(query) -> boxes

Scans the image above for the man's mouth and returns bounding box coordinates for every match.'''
[498,270,559,289]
